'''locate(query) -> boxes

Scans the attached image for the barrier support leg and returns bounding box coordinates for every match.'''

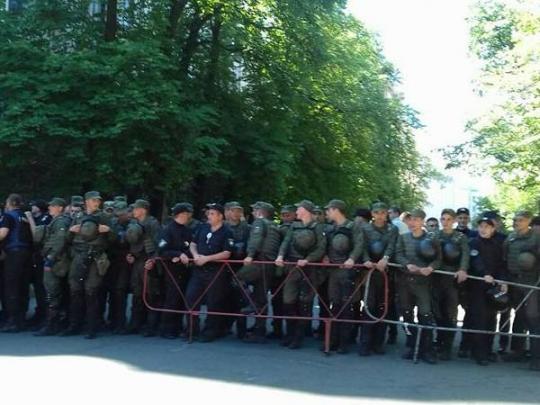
[324,319,332,355]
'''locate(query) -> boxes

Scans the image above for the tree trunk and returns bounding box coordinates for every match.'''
[104,0,118,42]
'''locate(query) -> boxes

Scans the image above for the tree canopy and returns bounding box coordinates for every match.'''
[447,0,540,216]
[0,0,431,215]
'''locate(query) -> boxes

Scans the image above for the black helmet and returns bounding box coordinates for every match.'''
[331,233,351,255]
[292,228,316,253]
[486,285,510,311]
[417,238,436,261]
[369,240,385,261]
[80,217,99,242]
[518,252,536,272]
[442,241,461,264]
[126,222,144,245]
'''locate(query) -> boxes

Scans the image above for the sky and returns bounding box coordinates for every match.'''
[347,0,495,215]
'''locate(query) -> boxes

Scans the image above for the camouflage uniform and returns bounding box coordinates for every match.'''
[433,229,469,357]
[105,202,131,333]
[326,216,364,352]
[65,192,114,338]
[126,207,161,335]
[35,198,72,335]
[395,223,441,360]
[278,207,327,348]
[236,202,281,341]
[503,225,540,360]
[360,220,398,354]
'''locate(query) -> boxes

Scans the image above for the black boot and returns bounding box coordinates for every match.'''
[34,307,60,336]
[337,324,351,354]
[281,304,297,347]
[60,292,84,336]
[420,328,437,364]
[111,290,127,334]
[358,324,372,356]
[290,303,310,349]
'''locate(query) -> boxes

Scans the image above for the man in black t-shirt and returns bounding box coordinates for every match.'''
[187,203,233,342]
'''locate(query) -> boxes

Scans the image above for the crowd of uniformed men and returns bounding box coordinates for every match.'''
[0,192,540,370]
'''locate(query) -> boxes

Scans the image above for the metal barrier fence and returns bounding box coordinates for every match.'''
[143,258,540,364]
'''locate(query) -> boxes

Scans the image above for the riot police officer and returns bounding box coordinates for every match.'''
[237,202,281,343]
[395,209,441,364]
[360,202,398,355]
[324,199,364,353]
[33,198,72,336]
[63,191,114,339]
[275,200,327,349]
[433,209,469,360]
[502,210,540,370]
[125,199,161,336]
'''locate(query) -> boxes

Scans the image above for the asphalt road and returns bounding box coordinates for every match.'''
[1,327,539,405]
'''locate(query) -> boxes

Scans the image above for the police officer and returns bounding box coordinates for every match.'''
[456,208,478,238]
[467,216,508,365]
[360,202,398,355]
[395,209,441,364]
[158,203,193,339]
[32,198,72,336]
[188,203,234,342]
[502,210,540,370]
[125,199,161,336]
[224,201,250,338]
[237,201,281,343]
[106,201,131,334]
[433,209,469,360]
[27,199,52,329]
[275,200,327,349]
[324,199,364,353]
[68,196,84,220]
[267,205,297,339]
[63,191,114,339]
[0,194,33,332]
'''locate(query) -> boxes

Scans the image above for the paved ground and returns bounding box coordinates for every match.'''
[1,327,539,405]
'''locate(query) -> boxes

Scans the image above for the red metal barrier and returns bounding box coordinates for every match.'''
[142,258,389,353]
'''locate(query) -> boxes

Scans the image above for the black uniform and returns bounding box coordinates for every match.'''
[186,223,234,341]
[467,235,507,363]
[158,221,193,338]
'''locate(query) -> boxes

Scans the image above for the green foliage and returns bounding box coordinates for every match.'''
[446,0,540,215]
[0,0,430,214]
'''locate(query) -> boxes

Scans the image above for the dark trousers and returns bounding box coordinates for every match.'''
[360,270,387,349]
[3,250,32,327]
[236,262,274,336]
[186,264,229,334]
[399,277,435,354]
[29,251,47,318]
[432,276,459,352]
[270,273,286,335]
[161,261,190,335]
[510,284,540,358]
[103,254,130,330]
[468,280,497,361]
[328,267,357,348]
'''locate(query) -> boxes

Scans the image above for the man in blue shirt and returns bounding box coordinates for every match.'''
[187,203,234,342]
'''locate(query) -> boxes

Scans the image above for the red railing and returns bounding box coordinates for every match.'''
[143,258,388,353]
